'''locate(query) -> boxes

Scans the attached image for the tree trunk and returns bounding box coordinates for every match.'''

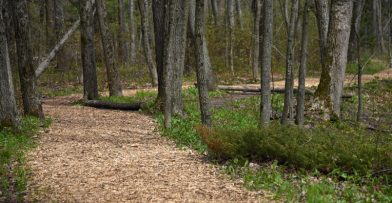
[226,0,235,75]
[210,0,219,25]
[138,0,158,87]
[234,0,243,29]
[373,0,385,54]
[96,0,123,96]
[79,0,99,100]
[314,0,329,75]
[314,0,353,119]
[296,0,309,127]
[348,0,365,62]
[152,0,165,107]
[117,0,129,64]
[11,0,44,118]
[54,0,66,70]
[195,0,212,126]
[128,0,136,63]
[260,0,273,125]
[281,0,299,125]
[389,0,392,68]
[45,0,55,51]
[251,0,261,81]
[0,10,19,127]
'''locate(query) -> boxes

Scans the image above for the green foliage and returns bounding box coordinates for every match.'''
[346,58,388,75]
[0,117,49,201]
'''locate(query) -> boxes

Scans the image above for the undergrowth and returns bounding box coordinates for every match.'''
[0,117,50,202]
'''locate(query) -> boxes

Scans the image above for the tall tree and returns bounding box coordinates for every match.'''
[314,0,329,71]
[54,0,66,70]
[251,0,261,81]
[260,0,273,125]
[79,0,99,100]
[281,0,299,125]
[373,0,385,54]
[128,0,136,63]
[138,0,158,86]
[296,0,310,127]
[234,0,243,29]
[314,0,353,119]
[210,0,219,25]
[347,0,365,62]
[96,0,123,96]
[225,0,235,75]
[117,0,130,64]
[194,0,212,126]
[0,9,19,127]
[11,0,44,118]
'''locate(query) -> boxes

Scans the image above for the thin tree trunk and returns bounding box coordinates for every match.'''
[54,0,66,70]
[234,0,243,29]
[138,0,158,87]
[128,0,136,63]
[152,0,165,107]
[117,0,130,64]
[45,0,55,51]
[251,0,261,81]
[373,0,385,54]
[195,0,212,126]
[348,0,365,62]
[260,0,273,125]
[0,10,19,127]
[314,0,329,80]
[11,0,44,118]
[96,0,123,96]
[296,0,309,127]
[211,0,219,25]
[389,0,392,68]
[80,0,99,100]
[281,0,299,125]
[314,0,353,119]
[226,0,235,75]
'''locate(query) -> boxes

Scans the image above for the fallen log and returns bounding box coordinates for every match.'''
[217,85,353,98]
[84,100,143,111]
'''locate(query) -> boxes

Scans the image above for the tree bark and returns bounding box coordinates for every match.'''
[348,0,365,62]
[138,0,158,87]
[296,0,309,127]
[373,0,385,54]
[128,0,136,63]
[0,10,19,127]
[152,0,165,107]
[96,0,123,96]
[251,0,261,81]
[234,0,243,29]
[195,0,212,126]
[260,0,273,125]
[11,0,44,118]
[210,0,219,25]
[117,0,130,64]
[79,0,99,100]
[225,0,235,75]
[314,0,329,75]
[281,0,299,125]
[54,0,66,70]
[314,0,353,119]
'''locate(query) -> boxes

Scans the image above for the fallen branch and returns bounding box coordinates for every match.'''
[217,85,353,98]
[35,19,81,79]
[84,100,143,111]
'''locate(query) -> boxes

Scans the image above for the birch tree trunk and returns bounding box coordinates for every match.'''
[96,0,123,96]
[138,0,158,86]
[296,0,309,127]
[281,0,299,125]
[128,0,136,63]
[80,0,99,100]
[0,10,19,127]
[260,0,273,125]
[195,0,212,126]
[11,0,44,118]
[313,0,353,119]
[251,0,261,81]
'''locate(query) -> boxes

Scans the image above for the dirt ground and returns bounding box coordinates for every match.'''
[25,95,271,202]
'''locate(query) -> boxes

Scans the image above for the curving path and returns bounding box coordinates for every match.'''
[25,95,270,202]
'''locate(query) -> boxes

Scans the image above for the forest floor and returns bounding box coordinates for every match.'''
[25,95,270,202]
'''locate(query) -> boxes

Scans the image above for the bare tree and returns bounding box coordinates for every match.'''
[296,0,310,127]
[225,0,235,75]
[195,0,212,126]
[11,0,44,118]
[281,0,299,125]
[313,0,353,119]
[314,0,329,71]
[0,9,19,127]
[234,0,243,29]
[138,0,158,86]
[348,0,365,62]
[260,0,273,125]
[373,0,385,54]
[117,0,130,64]
[210,0,219,25]
[128,0,136,63]
[251,0,261,81]
[79,0,99,100]
[96,0,123,96]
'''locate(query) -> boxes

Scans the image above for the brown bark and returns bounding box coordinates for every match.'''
[11,0,44,118]
[0,10,19,127]
[79,0,99,100]
[96,0,123,96]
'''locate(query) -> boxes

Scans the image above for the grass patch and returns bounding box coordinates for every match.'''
[0,117,50,202]
[346,58,388,75]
